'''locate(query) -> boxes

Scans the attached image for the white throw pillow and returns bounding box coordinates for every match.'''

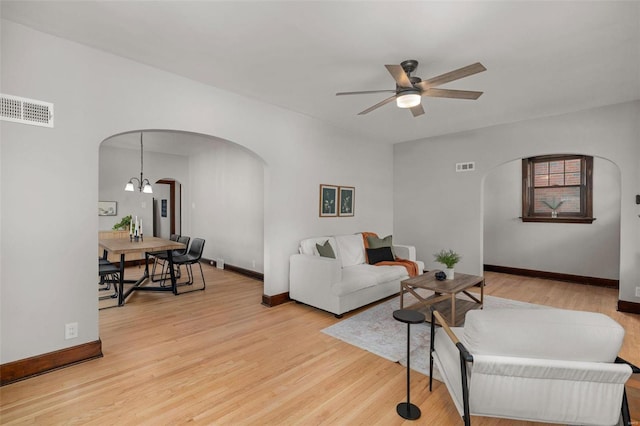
[334,234,365,267]
[299,237,337,256]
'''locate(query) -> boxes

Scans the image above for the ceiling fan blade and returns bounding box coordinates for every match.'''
[357,95,397,115]
[422,88,484,100]
[385,64,413,88]
[420,62,486,89]
[336,90,396,96]
[410,104,425,117]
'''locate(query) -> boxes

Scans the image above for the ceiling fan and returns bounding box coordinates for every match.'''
[336,60,486,117]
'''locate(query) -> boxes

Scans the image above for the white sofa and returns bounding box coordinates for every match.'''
[289,233,424,317]
[429,308,635,426]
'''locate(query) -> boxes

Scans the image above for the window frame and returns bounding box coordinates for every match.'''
[521,154,594,224]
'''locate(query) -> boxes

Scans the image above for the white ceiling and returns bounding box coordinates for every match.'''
[2,1,639,147]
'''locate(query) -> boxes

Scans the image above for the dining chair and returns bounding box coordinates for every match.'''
[150,235,188,282]
[98,259,119,300]
[168,237,206,292]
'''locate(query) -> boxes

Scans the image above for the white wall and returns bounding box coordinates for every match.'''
[188,140,264,273]
[483,157,620,279]
[394,100,640,304]
[0,21,394,363]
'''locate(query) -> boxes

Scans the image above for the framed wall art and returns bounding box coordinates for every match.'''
[161,199,167,217]
[339,186,355,217]
[319,184,338,217]
[98,201,117,216]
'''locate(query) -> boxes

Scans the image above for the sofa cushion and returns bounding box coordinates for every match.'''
[366,234,396,257]
[334,234,365,267]
[366,247,395,264]
[299,236,337,256]
[463,308,625,363]
[316,240,336,258]
[334,264,406,296]
[372,264,408,284]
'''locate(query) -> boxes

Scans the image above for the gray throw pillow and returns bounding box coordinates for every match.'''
[367,234,395,257]
[316,240,336,259]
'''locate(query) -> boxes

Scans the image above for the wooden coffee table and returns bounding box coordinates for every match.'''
[400,271,484,326]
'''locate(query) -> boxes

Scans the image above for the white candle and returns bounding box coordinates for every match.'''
[140,219,143,235]
[129,219,132,235]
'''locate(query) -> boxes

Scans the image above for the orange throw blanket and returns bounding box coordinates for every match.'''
[362,232,419,278]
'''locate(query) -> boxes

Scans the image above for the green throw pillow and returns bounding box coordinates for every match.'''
[367,234,395,258]
[316,240,336,259]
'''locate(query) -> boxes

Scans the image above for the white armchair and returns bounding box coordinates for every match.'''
[429,308,637,426]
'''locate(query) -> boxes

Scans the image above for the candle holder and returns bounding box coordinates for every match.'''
[134,235,140,242]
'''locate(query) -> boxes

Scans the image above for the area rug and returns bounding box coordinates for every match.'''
[321,290,551,380]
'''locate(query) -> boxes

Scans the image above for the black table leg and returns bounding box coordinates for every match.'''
[166,249,178,295]
[118,253,125,306]
[393,309,425,420]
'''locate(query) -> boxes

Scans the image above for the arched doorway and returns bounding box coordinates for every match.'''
[482,155,621,283]
[153,179,181,238]
[98,129,266,307]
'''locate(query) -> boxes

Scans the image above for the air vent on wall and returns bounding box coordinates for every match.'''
[0,94,54,128]
[455,161,475,172]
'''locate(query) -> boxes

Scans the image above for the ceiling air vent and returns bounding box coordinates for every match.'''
[0,94,54,128]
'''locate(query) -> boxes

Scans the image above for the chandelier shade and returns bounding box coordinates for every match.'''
[124,132,153,193]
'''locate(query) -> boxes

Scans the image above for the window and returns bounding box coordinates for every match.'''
[522,155,594,223]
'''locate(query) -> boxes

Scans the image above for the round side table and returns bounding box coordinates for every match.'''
[393,309,426,420]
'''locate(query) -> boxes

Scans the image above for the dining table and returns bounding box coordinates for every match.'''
[99,236,186,306]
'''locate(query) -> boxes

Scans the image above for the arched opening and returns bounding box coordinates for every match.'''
[98,129,265,308]
[481,154,621,285]
[153,178,182,238]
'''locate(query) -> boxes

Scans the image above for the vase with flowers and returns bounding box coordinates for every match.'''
[542,197,564,218]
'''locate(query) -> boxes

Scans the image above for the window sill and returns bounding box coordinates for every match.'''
[520,217,596,224]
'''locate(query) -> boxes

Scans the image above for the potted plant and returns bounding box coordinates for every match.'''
[434,249,461,280]
[112,215,132,231]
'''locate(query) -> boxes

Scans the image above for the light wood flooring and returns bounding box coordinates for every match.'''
[1,266,638,425]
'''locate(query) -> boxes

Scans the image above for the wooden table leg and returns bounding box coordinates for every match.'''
[400,284,404,309]
[451,293,456,326]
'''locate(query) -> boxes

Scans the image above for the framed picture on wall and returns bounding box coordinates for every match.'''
[98,201,117,216]
[161,199,167,217]
[339,186,355,217]
[319,184,338,217]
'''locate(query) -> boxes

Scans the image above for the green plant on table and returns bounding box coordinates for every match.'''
[112,215,132,231]
[434,249,461,269]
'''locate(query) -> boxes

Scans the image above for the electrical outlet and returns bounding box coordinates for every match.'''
[65,322,78,340]
[636,287,640,298]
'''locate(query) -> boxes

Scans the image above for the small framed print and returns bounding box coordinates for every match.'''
[161,199,167,217]
[319,184,338,217]
[339,186,355,217]
[98,201,117,216]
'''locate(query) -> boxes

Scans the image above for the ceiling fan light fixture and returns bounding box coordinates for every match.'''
[396,91,421,108]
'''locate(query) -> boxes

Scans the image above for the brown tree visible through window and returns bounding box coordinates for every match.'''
[522,155,594,223]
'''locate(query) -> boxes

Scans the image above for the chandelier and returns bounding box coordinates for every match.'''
[124,132,153,193]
